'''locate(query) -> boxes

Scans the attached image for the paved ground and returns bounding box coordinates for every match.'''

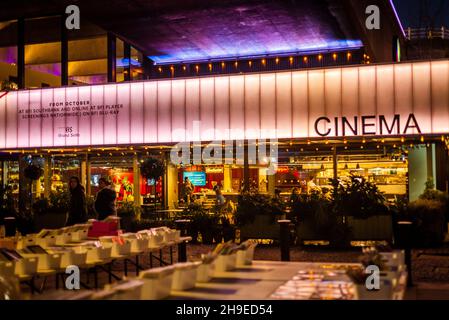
[23,243,449,299]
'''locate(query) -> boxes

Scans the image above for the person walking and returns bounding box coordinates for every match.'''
[94,177,117,220]
[67,176,87,226]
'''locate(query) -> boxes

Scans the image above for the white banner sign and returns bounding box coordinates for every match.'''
[0,60,448,149]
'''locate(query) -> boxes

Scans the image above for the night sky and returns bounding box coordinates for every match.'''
[393,0,449,28]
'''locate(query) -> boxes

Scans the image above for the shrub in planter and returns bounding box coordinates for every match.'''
[212,205,236,243]
[234,192,284,227]
[406,199,446,247]
[419,186,449,229]
[117,201,141,232]
[32,191,70,231]
[181,204,219,244]
[332,175,389,219]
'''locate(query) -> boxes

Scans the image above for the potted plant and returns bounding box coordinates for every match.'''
[33,190,70,231]
[292,189,333,244]
[117,201,141,232]
[181,203,219,244]
[332,175,392,242]
[212,204,236,243]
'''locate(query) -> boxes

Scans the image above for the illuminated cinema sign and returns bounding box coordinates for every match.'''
[0,60,448,150]
[314,113,421,137]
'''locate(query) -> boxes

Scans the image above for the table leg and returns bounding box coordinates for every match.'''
[178,241,187,262]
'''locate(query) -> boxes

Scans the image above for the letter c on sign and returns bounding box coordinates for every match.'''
[315,117,331,137]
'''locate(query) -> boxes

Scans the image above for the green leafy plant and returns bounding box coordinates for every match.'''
[117,201,141,218]
[180,203,219,244]
[48,190,70,214]
[332,175,389,219]
[292,187,352,247]
[117,202,142,231]
[212,204,236,242]
[406,198,446,247]
[234,191,284,227]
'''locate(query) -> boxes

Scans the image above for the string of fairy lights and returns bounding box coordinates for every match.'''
[6,135,449,159]
[154,50,370,78]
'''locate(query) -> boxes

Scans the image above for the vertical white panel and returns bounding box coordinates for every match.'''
[412,62,432,135]
[292,71,308,138]
[41,89,54,147]
[394,64,413,130]
[157,80,172,143]
[185,79,200,142]
[0,92,5,148]
[229,75,245,140]
[325,69,342,136]
[431,60,449,134]
[17,90,29,147]
[199,77,215,141]
[341,68,359,135]
[65,87,79,147]
[53,88,66,147]
[171,79,186,142]
[130,82,144,144]
[103,84,117,145]
[308,70,325,137]
[90,85,104,146]
[5,92,17,148]
[29,90,42,147]
[117,83,130,144]
[276,72,292,139]
[260,74,276,139]
[143,81,158,143]
[358,66,376,116]
[376,65,396,134]
[78,86,91,146]
[214,76,230,140]
[244,74,260,139]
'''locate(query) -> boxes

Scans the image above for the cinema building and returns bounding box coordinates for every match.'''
[0,0,448,213]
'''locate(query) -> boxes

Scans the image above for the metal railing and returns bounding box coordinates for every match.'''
[406,27,449,40]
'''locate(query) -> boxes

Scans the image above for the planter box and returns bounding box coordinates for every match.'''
[34,213,67,232]
[347,215,393,241]
[297,215,393,243]
[239,214,285,241]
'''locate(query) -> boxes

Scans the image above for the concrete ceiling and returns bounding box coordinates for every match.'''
[0,0,403,64]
